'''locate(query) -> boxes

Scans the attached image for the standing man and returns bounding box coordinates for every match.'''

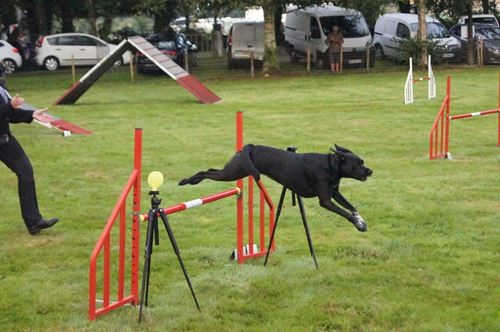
[327,25,344,73]
[0,83,59,235]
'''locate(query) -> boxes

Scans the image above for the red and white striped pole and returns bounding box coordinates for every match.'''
[139,188,241,221]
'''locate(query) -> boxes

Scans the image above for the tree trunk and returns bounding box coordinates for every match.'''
[482,0,489,14]
[59,0,74,33]
[417,0,427,67]
[87,0,98,36]
[0,0,17,26]
[466,4,474,65]
[262,0,280,74]
[185,12,190,31]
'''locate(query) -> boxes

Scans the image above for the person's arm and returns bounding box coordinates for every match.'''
[4,94,35,123]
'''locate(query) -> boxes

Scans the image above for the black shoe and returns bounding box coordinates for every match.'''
[28,218,59,235]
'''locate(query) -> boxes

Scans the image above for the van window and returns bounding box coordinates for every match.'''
[396,23,410,39]
[320,14,370,38]
[310,17,321,38]
[410,22,450,38]
[234,24,255,42]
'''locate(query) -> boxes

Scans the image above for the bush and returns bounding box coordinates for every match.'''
[397,37,446,65]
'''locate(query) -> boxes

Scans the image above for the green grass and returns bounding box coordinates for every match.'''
[0,66,499,331]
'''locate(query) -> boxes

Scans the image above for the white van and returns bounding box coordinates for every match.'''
[284,4,374,68]
[227,22,264,68]
[373,14,461,60]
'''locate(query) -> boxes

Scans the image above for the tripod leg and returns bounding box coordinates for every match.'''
[158,209,201,312]
[145,218,159,307]
[291,191,296,206]
[264,186,287,266]
[297,196,318,270]
[138,210,156,323]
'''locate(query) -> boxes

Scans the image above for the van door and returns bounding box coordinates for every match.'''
[382,20,399,58]
[309,16,324,62]
[391,23,410,57]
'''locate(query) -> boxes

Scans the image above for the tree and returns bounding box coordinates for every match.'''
[417,0,427,67]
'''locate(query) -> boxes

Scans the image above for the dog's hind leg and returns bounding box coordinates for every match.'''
[179,145,261,186]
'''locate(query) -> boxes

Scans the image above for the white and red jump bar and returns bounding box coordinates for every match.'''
[139,187,241,221]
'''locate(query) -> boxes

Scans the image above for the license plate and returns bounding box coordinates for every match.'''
[348,59,362,64]
[443,53,454,58]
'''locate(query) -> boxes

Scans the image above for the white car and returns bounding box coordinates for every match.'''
[34,32,130,71]
[458,14,499,27]
[373,14,462,60]
[0,40,23,74]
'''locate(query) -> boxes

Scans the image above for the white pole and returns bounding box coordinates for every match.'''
[404,57,413,104]
[428,55,436,99]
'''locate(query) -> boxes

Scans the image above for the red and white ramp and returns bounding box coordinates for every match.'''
[22,103,91,135]
[54,36,221,105]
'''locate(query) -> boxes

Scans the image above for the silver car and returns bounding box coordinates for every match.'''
[34,32,130,71]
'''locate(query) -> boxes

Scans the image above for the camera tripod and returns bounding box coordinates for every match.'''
[138,188,200,323]
[264,147,318,269]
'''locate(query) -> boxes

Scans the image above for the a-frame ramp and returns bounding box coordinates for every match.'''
[54,36,221,105]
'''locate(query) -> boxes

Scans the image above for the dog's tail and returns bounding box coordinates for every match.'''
[240,144,261,182]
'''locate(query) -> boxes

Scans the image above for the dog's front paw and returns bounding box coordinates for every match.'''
[351,212,367,232]
[178,178,189,186]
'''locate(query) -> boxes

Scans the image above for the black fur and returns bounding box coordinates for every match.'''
[179,144,372,232]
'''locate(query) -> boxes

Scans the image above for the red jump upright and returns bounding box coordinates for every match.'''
[88,128,142,320]
[429,75,500,160]
[89,112,275,320]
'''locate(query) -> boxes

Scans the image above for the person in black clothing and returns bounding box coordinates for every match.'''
[0,84,59,235]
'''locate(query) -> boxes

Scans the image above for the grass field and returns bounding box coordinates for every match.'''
[0,66,499,331]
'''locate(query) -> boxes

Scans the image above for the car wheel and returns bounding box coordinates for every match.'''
[375,44,385,59]
[2,59,17,74]
[44,57,59,71]
[288,48,299,63]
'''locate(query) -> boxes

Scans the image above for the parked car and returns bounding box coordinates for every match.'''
[227,22,264,68]
[458,14,499,27]
[34,33,130,71]
[449,23,500,64]
[373,14,462,61]
[0,40,23,74]
[137,33,198,73]
[284,5,375,69]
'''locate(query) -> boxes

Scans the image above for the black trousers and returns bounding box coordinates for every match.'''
[0,134,42,229]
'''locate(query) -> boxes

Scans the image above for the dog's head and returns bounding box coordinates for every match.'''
[330,144,373,181]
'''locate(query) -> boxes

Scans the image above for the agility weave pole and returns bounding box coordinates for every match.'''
[404,55,436,104]
[89,112,274,320]
[429,75,500,160]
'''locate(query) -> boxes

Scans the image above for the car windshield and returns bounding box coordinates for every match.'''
[477,27,500,40]
[410,22,450,38]
[465,17,498,26]
[320,14,370,38]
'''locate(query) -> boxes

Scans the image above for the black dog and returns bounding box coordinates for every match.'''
[179,144,372,232]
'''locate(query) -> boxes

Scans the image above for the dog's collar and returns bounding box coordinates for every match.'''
[328,153,340,173]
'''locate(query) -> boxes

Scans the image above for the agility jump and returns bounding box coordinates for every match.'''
[429,75,500,160]
[404,55,436,104]
[88,112,274,320]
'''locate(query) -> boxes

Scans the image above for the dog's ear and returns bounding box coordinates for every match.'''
[334,144,352,154]
[330,146,345,161]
